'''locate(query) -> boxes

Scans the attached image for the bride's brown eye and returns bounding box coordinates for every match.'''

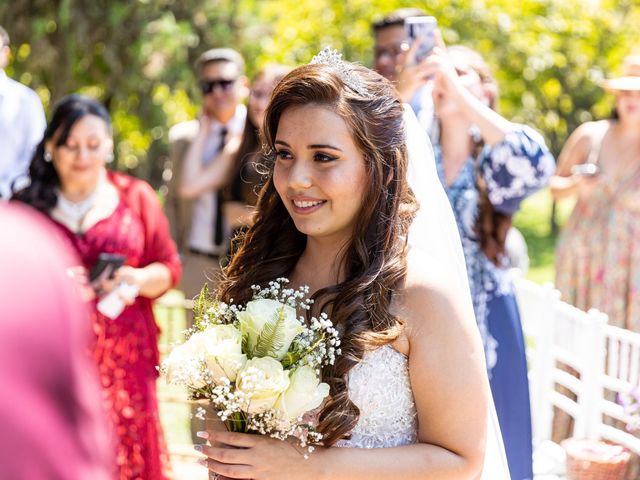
[314,152,337,163]
[276,150,293,161]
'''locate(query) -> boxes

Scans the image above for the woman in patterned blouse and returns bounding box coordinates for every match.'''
[420,38,555,480]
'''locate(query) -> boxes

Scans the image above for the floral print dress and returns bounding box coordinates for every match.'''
[556,156,640,332]
[435,125,555,480]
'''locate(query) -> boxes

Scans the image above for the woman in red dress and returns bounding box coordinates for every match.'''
[14,94,181,479]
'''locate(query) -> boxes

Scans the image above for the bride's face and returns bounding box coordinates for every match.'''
[273,104,368,243]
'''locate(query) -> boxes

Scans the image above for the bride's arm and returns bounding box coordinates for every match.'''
[310,251,488,479]
[200,251,489,480]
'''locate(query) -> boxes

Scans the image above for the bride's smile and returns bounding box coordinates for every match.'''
[273,103,367,242]
[290,196,326,213]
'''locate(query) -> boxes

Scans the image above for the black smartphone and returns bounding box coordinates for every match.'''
[90,253,126,283]
[405,16,438,63]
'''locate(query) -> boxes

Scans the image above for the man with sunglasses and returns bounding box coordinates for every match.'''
[166,48,247,301]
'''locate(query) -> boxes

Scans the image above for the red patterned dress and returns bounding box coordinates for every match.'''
[53,171,182,480]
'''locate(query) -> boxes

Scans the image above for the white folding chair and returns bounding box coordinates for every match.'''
[597,325,640,455]
[514,277,562,447]
[515,278,609,445]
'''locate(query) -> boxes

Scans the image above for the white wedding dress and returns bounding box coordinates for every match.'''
[335,108,511,479]
[335,345,510,479]
[335,346,417,449]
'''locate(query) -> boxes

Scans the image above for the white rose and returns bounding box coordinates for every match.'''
[275,366,330,421]
[236,357,290,414]
[196,324,247,383]
[162,340,207,389]
[237,299,304,359]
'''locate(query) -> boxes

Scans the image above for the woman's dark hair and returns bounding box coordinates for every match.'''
[224,66,291,208]
[447,46,510,265]
[12,94,112,212]
[224,109,262,206]
[371,8,427,32]
[217,62,417,445]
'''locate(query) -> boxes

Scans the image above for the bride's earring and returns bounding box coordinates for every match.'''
[44,151,52,163]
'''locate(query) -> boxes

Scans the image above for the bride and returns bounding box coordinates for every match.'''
[199,50,510,479]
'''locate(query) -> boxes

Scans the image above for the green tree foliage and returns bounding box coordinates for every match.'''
[259,0,640,156]
[2,0,639,185]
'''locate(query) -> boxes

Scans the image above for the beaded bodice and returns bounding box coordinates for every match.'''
[336,345,418,448]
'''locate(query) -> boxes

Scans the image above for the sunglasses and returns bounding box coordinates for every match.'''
[199,78,237,94]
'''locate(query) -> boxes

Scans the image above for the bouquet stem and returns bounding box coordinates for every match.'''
[204,406,248,480]
[224,411,248,433]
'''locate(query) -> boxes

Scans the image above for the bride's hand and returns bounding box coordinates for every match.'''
[199,430,322,480]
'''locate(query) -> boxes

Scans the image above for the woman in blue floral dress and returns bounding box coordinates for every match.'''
[419,42,555,480]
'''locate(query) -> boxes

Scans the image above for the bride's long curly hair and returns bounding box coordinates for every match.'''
[217,62,417,445]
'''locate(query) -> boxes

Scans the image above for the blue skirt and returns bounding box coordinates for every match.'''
[487,293,533,480]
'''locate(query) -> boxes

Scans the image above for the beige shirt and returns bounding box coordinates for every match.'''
[166,104,246,254]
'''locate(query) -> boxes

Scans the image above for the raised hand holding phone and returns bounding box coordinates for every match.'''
[395,18,439,102]
[422,30,466,102]
[404,16,438,64]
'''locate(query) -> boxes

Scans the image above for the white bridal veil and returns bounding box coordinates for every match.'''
[404,107,512,480]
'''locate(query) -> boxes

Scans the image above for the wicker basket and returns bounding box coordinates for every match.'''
[562,438,631,480]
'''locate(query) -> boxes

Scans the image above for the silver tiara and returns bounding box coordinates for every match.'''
[310,47,372,97]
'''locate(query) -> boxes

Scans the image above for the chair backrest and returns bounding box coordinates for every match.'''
[514,278,608,447]
[517,277,640,460]
[514,278,561,446]
[550,303,608,442]
[597,325,640,455]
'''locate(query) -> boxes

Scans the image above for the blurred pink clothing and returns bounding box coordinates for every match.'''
[0,203,113,480]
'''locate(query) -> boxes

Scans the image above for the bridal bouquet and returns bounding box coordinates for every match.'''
[160,278,340,448]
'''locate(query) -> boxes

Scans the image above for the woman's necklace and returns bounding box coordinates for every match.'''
[57,191,97,220]
[55,174,106,233]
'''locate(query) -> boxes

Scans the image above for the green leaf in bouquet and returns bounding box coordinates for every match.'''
[241,332,249,356]
[281,351,301,369]
[192,284,210,330]
[254,306,286,358]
